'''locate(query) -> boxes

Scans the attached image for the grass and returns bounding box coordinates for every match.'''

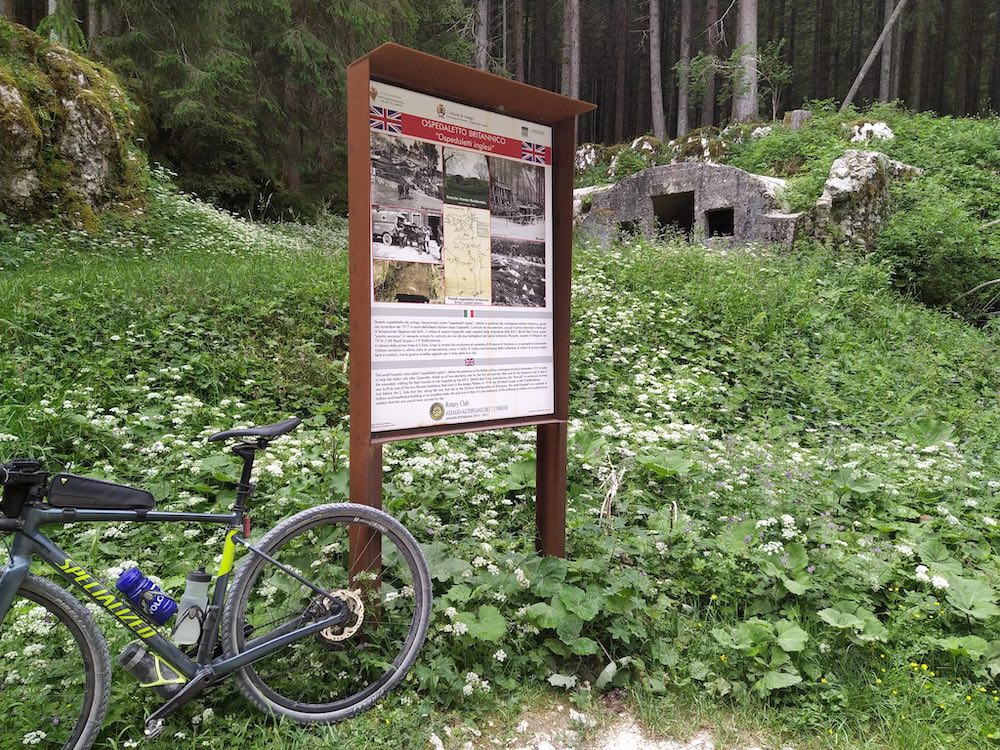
[2,168,1000,749]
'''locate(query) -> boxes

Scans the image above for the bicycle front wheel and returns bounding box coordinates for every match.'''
[0,573,111,750]
[220,503,431,723]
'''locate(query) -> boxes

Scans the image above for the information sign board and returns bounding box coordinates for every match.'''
[347,44,594,557]
[368,82,555,433]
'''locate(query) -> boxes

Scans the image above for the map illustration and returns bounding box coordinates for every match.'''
[443,206,492,304]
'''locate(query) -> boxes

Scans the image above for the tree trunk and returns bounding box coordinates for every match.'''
[571,0,580,97]
[879,0,894,101]
[932,0,953,112]
[475,0,489,71]
[909,4,925,110]
[732,0,758,122]
[513,0,525,82]
[841,0,913,112]
[990,7,1000,113]
[812,0,833,99]
[786,0,798,105]
[1,0,15,22]
[676,0,691,135]
[614,0,627,141]
[649,0,667,138]
[700,0,719,128]
[965,0,986,113]
[889,7,904,102]
[560,0,580,98]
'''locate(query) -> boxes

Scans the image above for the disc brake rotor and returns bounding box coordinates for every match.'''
[318,589,365,642]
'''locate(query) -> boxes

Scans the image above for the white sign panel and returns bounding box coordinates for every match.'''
[368,82,554,432]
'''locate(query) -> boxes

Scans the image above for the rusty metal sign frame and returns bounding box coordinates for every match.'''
[347,44,594,557]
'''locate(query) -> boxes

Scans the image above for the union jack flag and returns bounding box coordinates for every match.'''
[465,358,475,366]
[370,106,403,134]
[521,141,547,164]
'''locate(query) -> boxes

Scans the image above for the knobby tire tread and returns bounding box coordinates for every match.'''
[220,503,431,724]
[16,574,111,750]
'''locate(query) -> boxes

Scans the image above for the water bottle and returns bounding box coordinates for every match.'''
[116,567,177,625]
[117,641,184,698]
[172,568,211,647]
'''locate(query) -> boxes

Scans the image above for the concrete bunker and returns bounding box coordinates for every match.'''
[578,162,801,248]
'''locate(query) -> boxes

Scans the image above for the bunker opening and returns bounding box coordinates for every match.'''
[652,191,695,236]
[706,207,735,237]
[617,220,639,236]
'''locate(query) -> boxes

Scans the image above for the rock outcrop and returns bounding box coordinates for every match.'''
[0,19,143,226]
[810,149,921,250]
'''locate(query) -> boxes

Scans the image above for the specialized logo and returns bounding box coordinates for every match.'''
[429,402,445,420]
[56,559,157,638]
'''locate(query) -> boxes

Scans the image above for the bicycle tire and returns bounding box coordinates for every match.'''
[220,503,431,723]
[0,574,111,750]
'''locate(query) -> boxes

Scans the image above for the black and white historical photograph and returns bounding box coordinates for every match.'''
[488,157,545,241]
[371,208,443,263]
[373,259,445,304]
[370,133,443,212]
[490,238,546,308]
[442,147,490,209]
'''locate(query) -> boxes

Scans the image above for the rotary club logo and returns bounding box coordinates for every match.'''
[429,402,445,420]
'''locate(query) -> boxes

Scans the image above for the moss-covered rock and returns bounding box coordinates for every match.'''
[0,19,145,226]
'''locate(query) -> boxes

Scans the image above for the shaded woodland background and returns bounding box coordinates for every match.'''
[2,0,994,216]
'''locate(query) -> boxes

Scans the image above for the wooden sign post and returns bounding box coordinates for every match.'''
[347,44,594,558]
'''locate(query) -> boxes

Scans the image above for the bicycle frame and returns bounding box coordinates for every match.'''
[0,504,347,684]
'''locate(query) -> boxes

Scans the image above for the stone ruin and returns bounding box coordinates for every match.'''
[576,143,920,252]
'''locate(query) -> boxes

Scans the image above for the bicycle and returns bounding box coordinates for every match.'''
[0,417,432,750]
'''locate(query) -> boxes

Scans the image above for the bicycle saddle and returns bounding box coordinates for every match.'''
[208,417,302,443]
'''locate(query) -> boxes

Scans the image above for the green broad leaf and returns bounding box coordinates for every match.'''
[818,606,865,630]
[527,556,568,597]
[918,539,953,564]
[548,673,578,689]
[781,574,810,596]
[506,460,536,490]
[637,450,693,478]
[567,637,599,655]
[432,556,473,582]
[775,621,809,652]
[557,586,601,621]
[711,627,737,649]
[946,577,1000,621]
[525,602,560,629]
[467,605,506,642]
[198,454,241,482]
[830,468,880,495]
[651,640,679,667]
[594,661,618,691]
[898,417,956,448]
[853,609,889,642]
[934,635,989,660]
[754,669,802,693]
[555,611,585,642]
[445,584,472,604]
[543,638,571,657]
[688,660,711,682]
[784,543,809,573]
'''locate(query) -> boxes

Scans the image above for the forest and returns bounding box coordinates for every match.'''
[3,0,990,216]
[6,2,1000,749]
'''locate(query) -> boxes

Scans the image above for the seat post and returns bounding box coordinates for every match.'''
[232,441,261,510]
